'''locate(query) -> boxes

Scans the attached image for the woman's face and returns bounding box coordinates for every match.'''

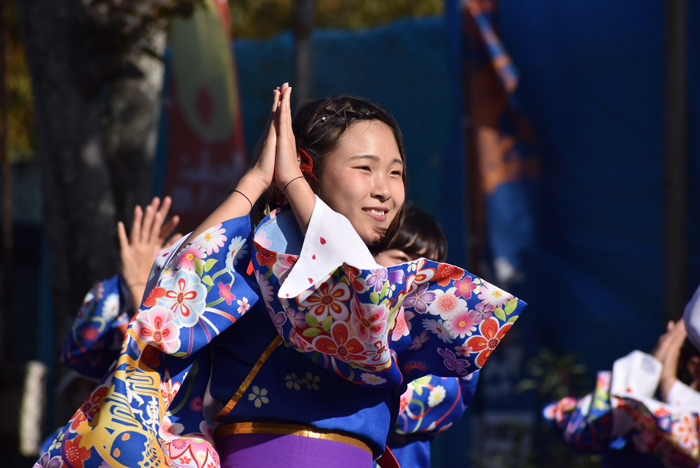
[317,120,405,245]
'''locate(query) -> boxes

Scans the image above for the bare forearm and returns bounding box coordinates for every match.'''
[283,177,316,234]
[185,172,268,245]
[659,377,677,402]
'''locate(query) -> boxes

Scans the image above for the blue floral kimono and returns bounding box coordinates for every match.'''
[543,351,700,468]
[35,197,525,468]
[387,372,479,468]
[61,275,134,379]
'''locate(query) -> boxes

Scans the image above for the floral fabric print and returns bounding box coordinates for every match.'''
[253,216,526,386]
[543,370,700,467]
[36,217,256,468]
[61,276,133,379]
[394,373,479,436]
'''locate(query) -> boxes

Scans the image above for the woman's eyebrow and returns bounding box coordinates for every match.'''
[348,154,404,165]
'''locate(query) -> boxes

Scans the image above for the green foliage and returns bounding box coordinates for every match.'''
[5,0,204,163]
[230,0,443,38]
[230,0,295,38]
[515,348,601,468]
[515,347,590,401]
[315,0,443,30]
[5,1,35,162]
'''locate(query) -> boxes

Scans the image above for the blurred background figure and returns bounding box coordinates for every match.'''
[39,196,181,452]
[543,319,700,468]
[375,203,481,468]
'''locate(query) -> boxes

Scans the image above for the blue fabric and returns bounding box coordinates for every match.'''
[61,275,133,379]
[387,372,479,467]
[389,437,431,468]
[208,298,397,454]
[498,0,668,371]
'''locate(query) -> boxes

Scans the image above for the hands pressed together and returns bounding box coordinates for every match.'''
[183,82,315,249]
[238,82,315,231]
[246,83,304,198]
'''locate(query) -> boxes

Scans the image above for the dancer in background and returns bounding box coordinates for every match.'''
[61,196,182,378]
[39,196,181,454]
[544,315,700,468]
[375,204,480,468]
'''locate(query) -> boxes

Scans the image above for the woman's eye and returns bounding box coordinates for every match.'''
[355,166,371,172]
[391,170,403,177]
[393,255,410,263]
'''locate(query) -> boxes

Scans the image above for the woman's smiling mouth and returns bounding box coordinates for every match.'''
[364,207,389,222]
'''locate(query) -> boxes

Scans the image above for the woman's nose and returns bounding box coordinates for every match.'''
[371,175,391,201]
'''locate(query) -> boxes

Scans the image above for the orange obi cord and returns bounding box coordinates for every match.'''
[214,336,282,422]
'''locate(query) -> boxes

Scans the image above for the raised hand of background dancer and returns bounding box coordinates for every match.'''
[117,196,182,310]
[652,319,687,401]
[273,84,315,232]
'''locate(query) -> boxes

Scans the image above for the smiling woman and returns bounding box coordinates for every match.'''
[36,86,525,468]
[274,95,408,253]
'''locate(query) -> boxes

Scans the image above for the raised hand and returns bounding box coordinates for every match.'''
[274,84,304,193]
[246,86,283,198]
[117,196,182,309]
[652,319,687,401]
[182,87,285,245]
[273,84,316,232]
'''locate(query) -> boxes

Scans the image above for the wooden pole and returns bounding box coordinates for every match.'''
[665,0,688,321]
[294,0,315,108]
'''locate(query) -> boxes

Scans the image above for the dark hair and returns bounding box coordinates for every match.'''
[255,95,408,253]
[678,338,700,385]
[388,203,448,262]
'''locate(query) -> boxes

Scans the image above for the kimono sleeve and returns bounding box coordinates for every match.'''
[391,260,526,381]
[61,275,133,379]
[542,370,618,452]
[134,216,259,358]
[684,282,700,352]
[542,352,662,452]
[666,381,700,412]
[394,372,478,436]
[253,198,526,388]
